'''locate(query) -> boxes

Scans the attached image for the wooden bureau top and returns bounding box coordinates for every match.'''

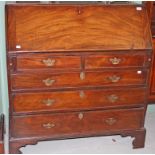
[6,4,152,52]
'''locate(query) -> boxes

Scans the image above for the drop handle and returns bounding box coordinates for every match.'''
[109,57,121,65]
[41,99,55,106]
[107,94,119,103]
[42,58,56,67]
[42,78,55,86]
[105,118,117,125]
[107,75,121,83]
[42,123,55,129]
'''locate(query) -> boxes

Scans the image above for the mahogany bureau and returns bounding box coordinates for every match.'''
[6,3,152,153]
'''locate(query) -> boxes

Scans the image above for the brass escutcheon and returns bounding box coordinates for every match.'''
[42,58,56,67]
[80,72,85,80]
[109,57,121,65]
[78,112,84,120]
[79,91,85,99]
[42,78,55,86]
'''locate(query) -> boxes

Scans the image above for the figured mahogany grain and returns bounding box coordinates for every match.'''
[6,5,151,52]
[13,88,146,114]
[16,54,81,71]
[11,69,148,90]
[12,108,144,138]
[85,53,149,69]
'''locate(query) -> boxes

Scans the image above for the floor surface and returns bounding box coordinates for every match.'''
[21,110,155,154]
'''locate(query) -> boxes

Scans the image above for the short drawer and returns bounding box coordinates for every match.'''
[15,54,81,71]
[85,53,150,69]
[13,88,146,114]
[11,69,147,90]
[12,108,144,138]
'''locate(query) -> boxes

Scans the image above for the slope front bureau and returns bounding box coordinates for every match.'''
[6,3,152,153]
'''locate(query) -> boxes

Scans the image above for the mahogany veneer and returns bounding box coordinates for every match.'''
[12,108,144,138]
[6,3,152,154]
[12,88,146,114]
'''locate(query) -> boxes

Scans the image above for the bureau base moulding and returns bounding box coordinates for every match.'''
[9,128,146,154]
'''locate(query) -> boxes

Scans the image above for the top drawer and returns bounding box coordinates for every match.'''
[12,54,81,71]
[9,52,151,72]
[85,53,150,69]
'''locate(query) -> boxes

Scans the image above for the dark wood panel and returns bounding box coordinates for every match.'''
[12,108,144,138]
[13,88,146,114]
[11,69,148,90]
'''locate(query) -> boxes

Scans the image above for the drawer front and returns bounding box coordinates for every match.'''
[85,53,149,69]
[13,88,146,113]
[12,108,144,138]
[11,70,147,90]
[16,54,81,71]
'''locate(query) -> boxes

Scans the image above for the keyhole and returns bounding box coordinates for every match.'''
[77,7,82,15]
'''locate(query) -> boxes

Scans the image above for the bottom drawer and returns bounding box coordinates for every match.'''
[12,108,144,138]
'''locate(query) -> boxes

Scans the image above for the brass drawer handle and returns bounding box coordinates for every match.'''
[42,58,56,67]
[80,72,85,80]
[108,75,121,83]
[42,99,55,106]
[109,57,121,65]
[105,118,117,125]
[107,94,119,103]
[42,78,55,86]
[42,123,55,129]
[78,112,84,120]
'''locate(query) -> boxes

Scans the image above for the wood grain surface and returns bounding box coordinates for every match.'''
[7,5,152,52]
[11,69,148,90]
[12,108,144,138]
[12,87,146,114]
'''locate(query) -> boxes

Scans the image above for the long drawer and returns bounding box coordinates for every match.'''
[12,88,146,114]
[12,108,144,138]
[11,69,147,90]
